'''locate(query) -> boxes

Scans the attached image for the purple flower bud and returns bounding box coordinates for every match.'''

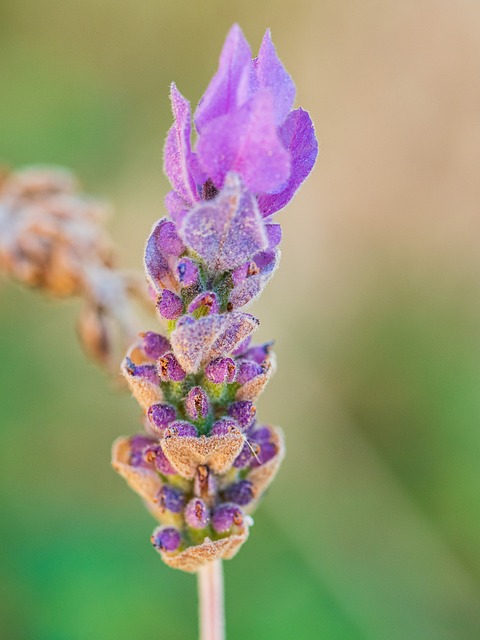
[147,403,177,433]
[185,498,209,529]
[158,352,186,382]
[242,341,273,365]
[142,443,176,475]
[151,526,181,552]
[188,291,219,316]
[176,257,199,287]
[140,332,170,360]
[205,357,236,384]
[223,480,254,506]
[156,485,185,513]
[124,357,159,385]
[210,417,239,436]
[164,420,198,438]
[228,401,256,429]
[233,441,255,468]
[184,386,210,421]
[212,503,244,533]
[129,435,156,468]
[157,289,183,320]
[252,441,277,467]
[236,360,263,385]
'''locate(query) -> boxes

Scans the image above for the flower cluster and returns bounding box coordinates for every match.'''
[112,24,317,572]
[0,166,146,367]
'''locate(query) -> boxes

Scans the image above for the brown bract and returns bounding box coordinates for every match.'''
[235,352,277,402]
[158,526,251,573]
[161,429,245,479]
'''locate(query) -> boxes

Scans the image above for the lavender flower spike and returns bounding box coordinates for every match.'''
[113,23,315,638]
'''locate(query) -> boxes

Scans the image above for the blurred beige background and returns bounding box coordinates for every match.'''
[1,1,480,638]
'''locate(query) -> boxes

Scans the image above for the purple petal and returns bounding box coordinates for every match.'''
[265,223,282,249]
[180,173,268,272]
[164,190,189,228]
[254,29,295,126]
[197,91,291,194]
[257,108,318,217]
[164,84,198,205]
[145,218,185,292]
[195,24,252,133]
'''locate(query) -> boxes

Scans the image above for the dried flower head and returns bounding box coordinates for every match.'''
[0,166,148,368]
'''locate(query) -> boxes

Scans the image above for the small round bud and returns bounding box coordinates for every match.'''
[148,403,176,433]
[151,526,181,552]
[212,503,244,534]
[205,357,236,384]
[184,386,210,421]
[236,360,263,385]
[158,352,186,382]
[157,289,183,320]
[164,420,198,438]
[185,498,209,529]
[227,401,256,429]
[140,332,170,359]
[210,417,239,436]
[156,485,185,513]
[223,480,254,506]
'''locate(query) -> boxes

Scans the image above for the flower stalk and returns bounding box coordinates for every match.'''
[198,560,225,640]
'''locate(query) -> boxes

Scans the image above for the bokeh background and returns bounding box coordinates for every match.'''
[2,1,480,638]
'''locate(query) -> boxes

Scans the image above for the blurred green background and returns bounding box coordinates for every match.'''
[2,1,480,638]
